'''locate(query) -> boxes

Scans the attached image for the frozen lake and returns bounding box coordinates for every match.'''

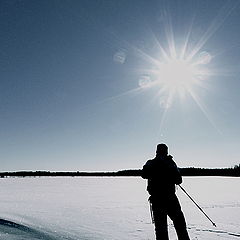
[0,177,239,240]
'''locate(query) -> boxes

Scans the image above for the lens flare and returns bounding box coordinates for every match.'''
[138,75,152,88]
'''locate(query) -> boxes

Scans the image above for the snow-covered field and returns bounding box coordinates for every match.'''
[0,176,239,240]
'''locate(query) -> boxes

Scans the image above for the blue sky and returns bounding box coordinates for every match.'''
[1,0,240,171]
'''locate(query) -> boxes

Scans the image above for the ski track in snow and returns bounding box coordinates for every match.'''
[188,225,240,239]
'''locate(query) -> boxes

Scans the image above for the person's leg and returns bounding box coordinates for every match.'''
[167,195,190,240]
[151,200,169,240]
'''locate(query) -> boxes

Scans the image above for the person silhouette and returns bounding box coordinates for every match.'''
[142,144,190,240]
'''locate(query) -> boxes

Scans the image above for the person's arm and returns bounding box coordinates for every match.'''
[168,157,182,184]
[141,160,152,179]
[174,165,182,185]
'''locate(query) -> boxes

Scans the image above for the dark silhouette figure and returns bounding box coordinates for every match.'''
[142,144,190,240]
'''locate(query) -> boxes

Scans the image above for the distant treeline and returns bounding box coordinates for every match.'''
[179,165,240,177]
[0,164,239,177]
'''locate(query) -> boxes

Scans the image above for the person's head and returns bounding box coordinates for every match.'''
[156,143,168,157]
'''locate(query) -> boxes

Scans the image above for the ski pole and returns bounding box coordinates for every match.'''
[179,185,217,227]
[148,197,155,224]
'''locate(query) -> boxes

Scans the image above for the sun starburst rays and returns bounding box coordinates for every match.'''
[105,2,238,135]
[137,44,212,105]
[129,27,218,133]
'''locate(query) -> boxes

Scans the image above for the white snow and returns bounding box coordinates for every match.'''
[0,176,239,239]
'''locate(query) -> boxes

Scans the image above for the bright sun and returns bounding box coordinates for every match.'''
[156,59,198,93]
[138,50,212,106]
[136,48,214,130]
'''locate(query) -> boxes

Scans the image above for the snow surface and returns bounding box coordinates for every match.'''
[0,177,239,240]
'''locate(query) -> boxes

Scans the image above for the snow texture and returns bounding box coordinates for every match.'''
[0,177,239,239]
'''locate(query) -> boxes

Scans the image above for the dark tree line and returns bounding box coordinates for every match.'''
[179,164,240,176]
[116,164,240,177]
[0,164,239,177]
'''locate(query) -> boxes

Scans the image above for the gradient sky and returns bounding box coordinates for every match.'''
[1,0,240,171]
